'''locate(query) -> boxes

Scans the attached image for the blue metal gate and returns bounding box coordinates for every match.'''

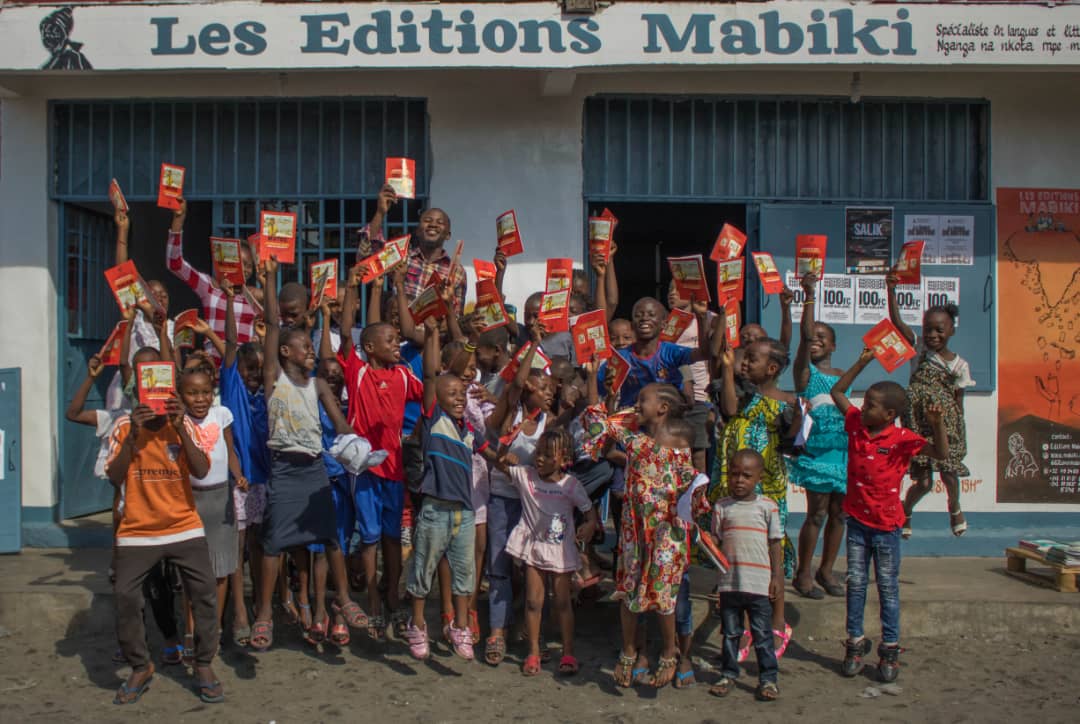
[52,98,430,517]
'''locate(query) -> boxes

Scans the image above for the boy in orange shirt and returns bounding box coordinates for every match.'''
[106,394,223,705]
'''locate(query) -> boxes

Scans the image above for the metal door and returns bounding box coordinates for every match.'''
[0,369,22,552]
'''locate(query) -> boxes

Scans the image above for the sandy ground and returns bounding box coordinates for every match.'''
[1,589,1079,724]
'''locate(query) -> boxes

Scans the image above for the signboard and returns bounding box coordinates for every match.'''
[10,3,1080,72]
[996,188,1080,503]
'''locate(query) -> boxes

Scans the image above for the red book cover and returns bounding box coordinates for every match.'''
[862,319,916,373]
[571,309,612,362]
[607,352,631,393]
[409,273,448,325]
[157,163,184,210]
[473,259,497,281]
[545,258,574,294]
[496,210,524,257]
[608,408,639,432]
[385,157,416,199]
[715,257,746,304]
[309,259,339,310]
[538,289,570,333]
[210,237,245,287]
[796,234,828,280]
[359,235,410,284]
[136,361,176,415]
[104,260,164,317]
[172,308,199,350]
[499,343,552,384]
[668,254,710,303]
[895,240,925,285]
[259,211,297,264]
[588,217,614,263]
[98,321,129,367]
[475,279,510,332]
[108,178,128,213]
[696,527,730,574]
[751,252,784,294]
[659,308,694,343]
[247,233,262,262]
[724,298,741,349]
[710,223,747,262]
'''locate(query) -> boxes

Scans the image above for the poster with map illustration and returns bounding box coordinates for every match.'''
[996,188,1080,502]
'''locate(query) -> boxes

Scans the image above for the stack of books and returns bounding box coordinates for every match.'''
[1018,539,1059,556]
[1045,541,1080,567]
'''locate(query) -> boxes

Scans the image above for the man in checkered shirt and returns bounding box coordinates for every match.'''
[166,198,261,357]
[358,185,467,315]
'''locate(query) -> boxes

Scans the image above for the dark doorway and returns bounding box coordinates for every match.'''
[587,202,747,319]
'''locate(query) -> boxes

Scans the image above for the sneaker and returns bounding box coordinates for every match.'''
[877,643,901,682]
[449,624,475,661]
[841,637,872,677]
[403,621,430,660]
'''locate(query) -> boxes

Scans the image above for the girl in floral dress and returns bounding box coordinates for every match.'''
[711,339,802,658]
[583,365,707,689]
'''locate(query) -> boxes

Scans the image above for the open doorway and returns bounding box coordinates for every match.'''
[586,202,747,319]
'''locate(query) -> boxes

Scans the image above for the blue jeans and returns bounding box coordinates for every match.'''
[845,517,901,644]
[674,571,693,636]
[719,592,777,684]
[486,495,522,630]
[406,497,475,598]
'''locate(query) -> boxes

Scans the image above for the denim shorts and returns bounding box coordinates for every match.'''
[406,497,476,598]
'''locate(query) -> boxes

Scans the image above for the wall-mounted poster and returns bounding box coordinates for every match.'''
[996,188,1080,502]
[845,207,893,275]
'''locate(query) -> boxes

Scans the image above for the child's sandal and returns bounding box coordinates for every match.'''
[308,614,329,644]
[950,511,968,536]
[160,644,183,666]
[329,621,350,647]
[558,655,579,675]
[484,636,506,666]
[653,655,678,688]
[901,517,913,539]
[522,654,542,676]
[614,653,636,688]
[773,623,793,660]
[366,615,386,642]
[249,620,274,652]
[333,600,369,629]
[755,681,779,701]
[708,676,734,698]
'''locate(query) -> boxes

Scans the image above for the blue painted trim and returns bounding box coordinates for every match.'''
[21,505,56,524]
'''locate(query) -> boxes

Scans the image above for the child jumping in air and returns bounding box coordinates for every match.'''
[831,349,948,682]
[708,449,783,703]
[886,271,974,537]
[789,271,849,599]
[503,429,598,676]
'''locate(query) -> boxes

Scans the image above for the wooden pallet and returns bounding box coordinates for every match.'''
[1005,547,1080,593]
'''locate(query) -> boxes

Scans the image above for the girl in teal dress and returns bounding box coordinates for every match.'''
[789,272,849,599]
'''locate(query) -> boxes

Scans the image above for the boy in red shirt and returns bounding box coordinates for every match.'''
[830,348,947,683]
[337,264,424,639]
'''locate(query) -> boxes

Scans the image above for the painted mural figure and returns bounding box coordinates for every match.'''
[40,7,92,71]
[1004,433,1039,479]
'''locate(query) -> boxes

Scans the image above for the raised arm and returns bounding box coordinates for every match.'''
[441,276,465,343]
[340,263,362,360]
[65,354,105,426]
[164,199,215,304]
[717,345,738,418]
[688,298,712,364]
[262,257,281,389]
[362,185,397,256]
[778,285,793,351]
[592,253,611,321]
[394,267,424,346]
[422,317,441,412]
[831,347,875,415]
[494,249,508,298]
[605,241,620,319]
[318,301,335,362]
[224,284,239,368]
[192,318,225,359]
[792,271,819,392]
[886,267,916,345]
[367,273,383,326]
[114,208,130,265]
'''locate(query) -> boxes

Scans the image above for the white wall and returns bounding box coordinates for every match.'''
[5,67,1080,513]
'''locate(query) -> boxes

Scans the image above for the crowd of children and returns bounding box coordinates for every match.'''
[76,182,971,705]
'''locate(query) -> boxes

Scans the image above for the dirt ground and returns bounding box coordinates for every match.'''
[1,590,1079,724]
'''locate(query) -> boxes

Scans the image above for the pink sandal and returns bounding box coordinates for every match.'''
[773,623,793,660]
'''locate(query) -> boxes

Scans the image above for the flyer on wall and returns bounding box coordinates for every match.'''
[996,188,1080,503]
[845,207,892,275]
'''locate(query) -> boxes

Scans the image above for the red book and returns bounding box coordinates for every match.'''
[309,259,339,310]
[545,258,574,294]
[570,309,612,362]
[259,211,297,264]
[696,527,730,574]
[723,298,741,349]
[496,210,524,257]
[449,239,465,280]
[607,352,631,393]
[104,260,164,317]
[710,223,747,262]
[475,279,510,332]
[862,319,916,373]
[659,308,694,343]
[409,275,448,326]
[98,321,129,367]
[385,157,416,199]
[157,163,184,210]
[498,408,541,448]
[499,343,552,384]
[895,240,925,285]
[751,252,784,294]
[608,408,639,432]
[210,237,245,287]
[539,289,570,333]
[473,259,497,282]
[108,178,128,213]
[247,233,262,262]
[359,235,410,284]
[136,361,176,415]
[668,254,710,303]
[172,308,199,350]
[588,217,614,263]
[715,257,746,303]
[796,234,828,280]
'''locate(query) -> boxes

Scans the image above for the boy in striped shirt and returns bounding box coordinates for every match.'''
[708,449,782,702]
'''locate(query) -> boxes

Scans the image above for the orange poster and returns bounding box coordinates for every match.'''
[996,188,1080,503]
